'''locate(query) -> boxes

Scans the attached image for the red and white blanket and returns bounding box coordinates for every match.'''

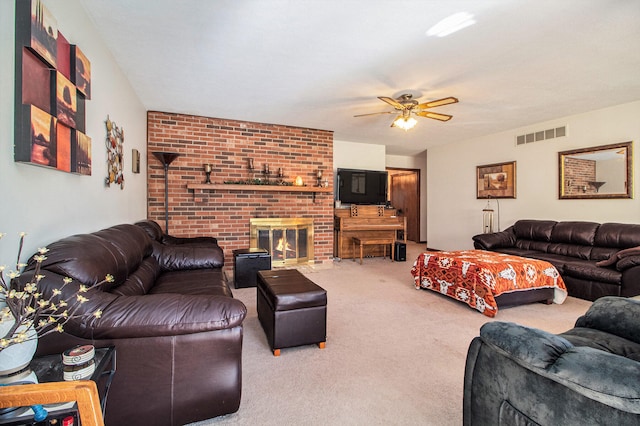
[411,250,567,317]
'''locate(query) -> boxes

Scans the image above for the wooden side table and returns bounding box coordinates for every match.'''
[31,346,116,417]
[0,381,103,426]
[0,347,115,425]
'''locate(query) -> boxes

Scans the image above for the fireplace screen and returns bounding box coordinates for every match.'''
[250,218,314,266]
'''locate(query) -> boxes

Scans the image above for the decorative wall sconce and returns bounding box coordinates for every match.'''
[203,163,212,184]
[132,149,140,174]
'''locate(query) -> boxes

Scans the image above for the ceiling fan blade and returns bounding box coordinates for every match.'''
[415,111,453,121]
[417,97,459,109]
[378,96,406,110]
[354,111,395,117]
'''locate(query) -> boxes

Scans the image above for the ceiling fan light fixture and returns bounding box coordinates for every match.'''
[392,115,417,131]
[427,12,476,37]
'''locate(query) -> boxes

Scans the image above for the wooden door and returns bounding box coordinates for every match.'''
[390,172,419,242]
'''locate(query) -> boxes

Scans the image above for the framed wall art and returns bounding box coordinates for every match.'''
[476,161,517,199]
[14,0,92,175]
[105,116,125,189]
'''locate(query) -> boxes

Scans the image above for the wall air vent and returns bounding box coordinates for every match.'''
[516,126,566,145]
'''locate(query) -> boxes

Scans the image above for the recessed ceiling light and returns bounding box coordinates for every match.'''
[427,12,476,37]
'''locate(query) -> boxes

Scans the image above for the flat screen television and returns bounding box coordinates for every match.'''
[337,168,388,205]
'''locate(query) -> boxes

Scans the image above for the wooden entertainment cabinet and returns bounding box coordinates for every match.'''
[334,205,406,260]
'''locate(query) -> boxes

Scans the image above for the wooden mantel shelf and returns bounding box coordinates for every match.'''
[187,183,333,193]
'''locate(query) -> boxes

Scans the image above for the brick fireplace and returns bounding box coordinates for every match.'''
[146,111,334,271]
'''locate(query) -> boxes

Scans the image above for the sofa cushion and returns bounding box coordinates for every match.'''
[594,223,640,249]
[93,224,153,278]
[562,261,622,285]
[591,246,621,262]
[135,219,164,242]
[546,242,593,260]
[514,240,551,253]
[111,256,161,296]
[31,228,149,291]
[514,252,573,274]
[493,247,544,259]
[151,269,232,298]
[513,220,557,242]
[550,221,599,246]
[152,241,225,270]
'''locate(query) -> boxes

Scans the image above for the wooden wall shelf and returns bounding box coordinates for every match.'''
[187,183,333,193]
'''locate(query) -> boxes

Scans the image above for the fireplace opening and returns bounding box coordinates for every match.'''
[250,218,314,266]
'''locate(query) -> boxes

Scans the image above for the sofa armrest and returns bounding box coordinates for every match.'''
[67,292,247,339]
[152,241,224,269]
[574,296,640,344]
[479,321,573,368]
[472,227,516,250]
[480,321,640,413]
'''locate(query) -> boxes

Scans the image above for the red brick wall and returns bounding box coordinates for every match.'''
[147,111,334,270]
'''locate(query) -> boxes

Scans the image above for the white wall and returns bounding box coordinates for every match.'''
[386,152,428,242]
[427,100,640,250]
[333,140,386,172]
[0,0,147,261]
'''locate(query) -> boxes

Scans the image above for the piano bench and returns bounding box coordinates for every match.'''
[352,237,395,264]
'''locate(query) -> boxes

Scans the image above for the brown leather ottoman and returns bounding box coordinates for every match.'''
[257,269,327,356]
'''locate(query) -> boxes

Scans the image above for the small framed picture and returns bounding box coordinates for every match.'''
[476,161,516,198]
[132,149,140,173]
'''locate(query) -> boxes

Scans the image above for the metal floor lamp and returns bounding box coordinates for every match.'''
[152,151,181,233]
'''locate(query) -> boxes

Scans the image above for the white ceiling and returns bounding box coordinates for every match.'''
[79,0,640,156]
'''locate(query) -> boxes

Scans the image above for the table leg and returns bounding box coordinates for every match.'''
[359,242,363,265]
[352,239,355,262]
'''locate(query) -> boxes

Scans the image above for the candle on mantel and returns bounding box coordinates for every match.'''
[317,170,323,178]
[264,163,269,173]
[204,164,212,173]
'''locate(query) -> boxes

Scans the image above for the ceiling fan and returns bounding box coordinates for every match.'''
[354,93,458,130]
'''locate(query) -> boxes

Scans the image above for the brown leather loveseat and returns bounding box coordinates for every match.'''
[473,220,640,301]
[24,223,247,426]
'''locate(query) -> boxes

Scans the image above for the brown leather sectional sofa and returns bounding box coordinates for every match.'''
[473,220,640,301]
[24,223,246,426]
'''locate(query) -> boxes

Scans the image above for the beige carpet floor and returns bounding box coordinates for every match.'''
[190,243,592,425]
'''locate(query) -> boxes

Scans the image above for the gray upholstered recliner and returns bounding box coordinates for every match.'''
[463,297,640,425]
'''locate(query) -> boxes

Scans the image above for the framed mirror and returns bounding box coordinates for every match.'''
[559,141,633,199]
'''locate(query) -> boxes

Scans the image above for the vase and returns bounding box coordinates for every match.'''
[0,305,38,377]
